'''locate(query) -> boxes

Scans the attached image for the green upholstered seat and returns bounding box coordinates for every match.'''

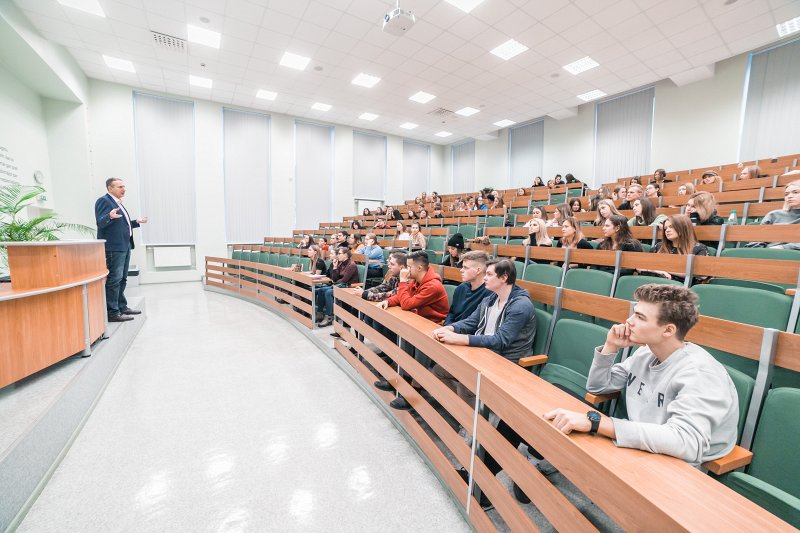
[538,319,610,397]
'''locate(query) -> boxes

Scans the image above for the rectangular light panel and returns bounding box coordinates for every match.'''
[455,106,480,117]
[256,89,277,100]
[493,119,516,128]
[490,39,528,60]
[435,131,452,137]
[563,56,599,75]
[409,91,436,103]
[352,73,381,88]
[444,0,484,13]
[577,89,606,102]
[359,112,379,121]
[777,16,800,37]
[57,0,105,17]
[280,51,311,71]
[189,75,213,88]
[103,55,135,73]
[399,122,418,129]
[187,24,221,49]
[312,102,332,111]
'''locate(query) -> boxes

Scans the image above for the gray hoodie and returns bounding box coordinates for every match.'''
[450,284,536,362]
[587,343,738,466]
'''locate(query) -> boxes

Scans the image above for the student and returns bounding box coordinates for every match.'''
[523,217,553,247]
[546,203,571,227]
[418,208,429,219]
[316,247,359,327]
[347,233,364,252]
[598,215,643,275]
[739,165,761,180]
[361,233,384,277]
[516,187,527,196]
[758,179,800,249]
[372,217,387,230]
[532,177,545,187]
[406,208,418,220]
[544,284,738,467]
[677,183,696,196]
[351,220,363,231]
[686,191,724,225]
[441,233,465,268]
[629,198,667,227]
[614,186,627,202]
[356,250,406,302]
[618,184,643,210]
[376,251,449,410]
[653,168,667,182]
[644,182,661,200]
[569,198,583,213]
[408,222,427,249]
[432,204,445,218]
[645,215,708,282]
[594,199,622,226]
[362,208,371,217]
[530,205,547,222]
[700,170,722,185]
[318,237,329,252]
[306,244,326,274]
[395,220,411,241]
[564,173,580,184]
[557,217,593,250]
[476,196,487,210]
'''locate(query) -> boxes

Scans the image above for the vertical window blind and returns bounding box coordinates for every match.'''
[594,87,655,183]
[223,108,270,243]
[403,140,430,199]
[509,120,544,187]
[132,92,196,245]
[295,121,334,231]
[452,140,475,194]
[353,131,386,200]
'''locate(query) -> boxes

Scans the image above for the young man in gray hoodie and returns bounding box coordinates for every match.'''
[544,284,738,467]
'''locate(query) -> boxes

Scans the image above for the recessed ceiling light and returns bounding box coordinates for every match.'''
[57,0,105,17]
[490,39,528,61]
[409,91,436,103]
[444,0,484,13]
[563,56,599,75]
[359,112,379,121]
[187,24,221,49]
[455,106,480,117]
[352,73,381,88]
[577,89,606,102]
[400,122,419,130]
[189,75,213,88]
[435,131,452,137]
[776,16,800,37]
[103,55,135,73]
[312,102,332,111]
[256,89,277,100]
[280,51,311,71]
[493,119,516,128]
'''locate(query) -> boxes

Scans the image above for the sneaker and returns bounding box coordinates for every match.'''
[512,482,530,504]
[318,316,333,327]
[458,427,473,447]
[537,461,559,476]
[374,379,395,392]
[389,395,412,410]
[456,469,493,510]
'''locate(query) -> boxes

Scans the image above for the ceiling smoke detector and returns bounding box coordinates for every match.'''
[382,1,416,36]
[152,31,187,53]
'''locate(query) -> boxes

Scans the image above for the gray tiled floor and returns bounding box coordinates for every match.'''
[18,282,469,533]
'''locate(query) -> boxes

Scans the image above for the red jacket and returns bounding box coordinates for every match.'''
[387,267,449,325]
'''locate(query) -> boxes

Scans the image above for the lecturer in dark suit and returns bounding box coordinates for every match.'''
[95,178,147,322]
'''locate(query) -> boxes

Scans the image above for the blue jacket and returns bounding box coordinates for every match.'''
[95,193,140,251]
[450,284,536,362]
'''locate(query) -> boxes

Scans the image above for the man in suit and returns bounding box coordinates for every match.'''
[95,178,147,322]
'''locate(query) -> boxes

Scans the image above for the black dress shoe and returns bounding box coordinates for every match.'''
[374,379,394,392]
[120,308,141,315]
[109,314,134,322]
[457,469,493,510]
[389,395,412,410]
[330,332,341,338]
[512,482,531,504]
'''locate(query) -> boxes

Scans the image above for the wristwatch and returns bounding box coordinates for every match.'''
[587,411,601,435]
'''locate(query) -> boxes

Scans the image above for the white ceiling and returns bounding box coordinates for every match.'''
[12,0,800,145]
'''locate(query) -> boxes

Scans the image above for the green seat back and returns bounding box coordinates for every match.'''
[232,250,243,260]
[640,243,652,252]
[522,263,563,287]
[708,278,787,294]
[613,275,682,301]
[549,193,566,204]
[297,257,311,271]
[268,254,280,266]
[513,260,525,280]
[426,236,446,252]
[725,365,755,442]
[489,237,506,245]
[510,207,529,215]
[566,188,583,198]
[539,319,610,396]
[562,269,614,322]
[258,252,270,264]
[356,264,367,284]
[458,224,477,239]
[382,249,391,261]
[533,308,552,356]
[721,248,800,261]
[485,216,505,228]
[507,238,526,245]
[278,255,290,268]
[444,283,458,306]
[693,285,792,330]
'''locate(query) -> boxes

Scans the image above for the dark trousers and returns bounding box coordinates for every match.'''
[105,249,131,317]
[316,285,335,316]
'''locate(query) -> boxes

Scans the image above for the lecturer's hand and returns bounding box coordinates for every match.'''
[137,216,148,224]
[109,207,122,219]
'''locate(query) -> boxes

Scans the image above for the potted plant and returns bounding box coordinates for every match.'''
[0,183,94,279]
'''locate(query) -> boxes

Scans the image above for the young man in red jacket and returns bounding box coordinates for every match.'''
[375,250,449,410]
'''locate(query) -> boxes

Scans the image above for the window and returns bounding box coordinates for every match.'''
[223,108,270,243]
[133,92,195,245]
[452,140,475,194]
[295,121,334,230]
[594,87,655,183]
[403,140,430,199]
[353,131,386,200]
[509,120,544,187]
[740,39,800,161]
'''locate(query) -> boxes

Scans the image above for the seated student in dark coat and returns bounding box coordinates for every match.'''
[596,215,643,275]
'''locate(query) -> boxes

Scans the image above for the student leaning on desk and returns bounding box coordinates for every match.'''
[544,284,739,467]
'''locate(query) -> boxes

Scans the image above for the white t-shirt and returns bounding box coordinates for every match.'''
[483,299,505,336]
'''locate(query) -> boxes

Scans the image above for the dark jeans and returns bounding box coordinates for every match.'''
[105,249,131,317]
[316,285,335,316]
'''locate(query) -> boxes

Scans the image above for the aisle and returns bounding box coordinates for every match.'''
[18,282,468,533]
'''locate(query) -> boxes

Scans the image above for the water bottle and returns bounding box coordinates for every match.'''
[728,210,737,225]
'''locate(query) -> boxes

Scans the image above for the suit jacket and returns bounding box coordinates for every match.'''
[95,193,140,251]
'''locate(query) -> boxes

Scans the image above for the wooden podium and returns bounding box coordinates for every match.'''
[0,241,107,389]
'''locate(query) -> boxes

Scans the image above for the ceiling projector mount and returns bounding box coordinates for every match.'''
[382,1,416,36]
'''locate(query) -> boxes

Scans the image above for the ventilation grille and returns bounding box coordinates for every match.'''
[427,107,455,118]
[152,31,187,53]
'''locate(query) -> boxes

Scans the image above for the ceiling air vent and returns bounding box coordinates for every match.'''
[152,31,187,53]
[427,107,455,118]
